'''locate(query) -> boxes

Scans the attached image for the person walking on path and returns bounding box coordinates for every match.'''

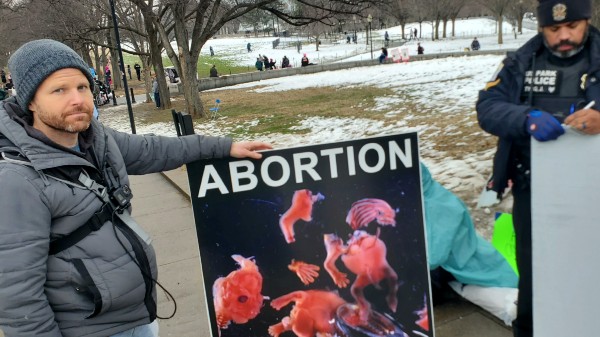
[247,42,252,52]
[417,43,424,54]
[0,38,272,337]
[476,1,599,336]
[152,76,160,108]
[134,63,141,81]
[127,64,132,80]
[210,46,214,56]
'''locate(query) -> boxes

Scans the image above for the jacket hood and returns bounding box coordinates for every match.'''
[0,97,102,171]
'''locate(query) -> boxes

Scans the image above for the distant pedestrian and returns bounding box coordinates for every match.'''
[281,55,290,68]
[379,47,388,64]
[417,43,424,55]
[255,58,263,71]
[104,65,112,86]
[347,34,351,44]
[152,76,160,108]
[209,64,218,77]
[127,64,132,80]
[301,53,309,67]
[210,46,214,56]
[352,33,357,44]
[247,42,252,52]
[134,63,141,81]
[471,37,481,51]
[89,67,97,79]
[263,55,269,69]
[384,31,389,42]
[414,28,418,39]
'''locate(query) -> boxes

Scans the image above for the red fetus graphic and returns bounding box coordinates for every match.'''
[268,290,346,337]
[279,189,324,243]
[288,259,320,285]
[323,230,399,322]
[415,303,429,331]
[212,255,264,331]
[345,198,396,230]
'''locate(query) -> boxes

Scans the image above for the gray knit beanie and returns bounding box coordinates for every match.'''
[7,39,94,112]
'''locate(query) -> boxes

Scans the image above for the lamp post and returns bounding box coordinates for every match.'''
[367,14,373,60]
[108,0,136,134]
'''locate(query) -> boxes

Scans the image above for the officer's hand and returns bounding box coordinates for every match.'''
[526,110,565,141]
[230,141,273,159]
[564,108,600,135]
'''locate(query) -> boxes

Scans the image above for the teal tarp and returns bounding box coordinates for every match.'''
[421,163,518,288]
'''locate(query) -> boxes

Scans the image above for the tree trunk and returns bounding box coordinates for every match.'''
[434,19,440,40]
[518,18,523,34]
[497,15,504,44]
[81,44,93,68]
[141,55,152,103]
[173,8,204,117]
[149,38,170,109]
[401,23,406,39]
[442,19,447,39]
[180,57,204,118]
[107,30,122,90]
[92,46,101,80]
[451,18,456,37]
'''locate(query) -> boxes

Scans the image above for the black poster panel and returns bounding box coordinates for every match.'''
[186,132,433,337]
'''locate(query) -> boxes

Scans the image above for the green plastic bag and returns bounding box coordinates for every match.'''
[492,213,519,276]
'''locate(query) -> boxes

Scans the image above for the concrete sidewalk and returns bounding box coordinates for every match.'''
[0,169,512,337]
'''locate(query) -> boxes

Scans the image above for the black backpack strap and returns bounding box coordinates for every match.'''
[49,202,114,255]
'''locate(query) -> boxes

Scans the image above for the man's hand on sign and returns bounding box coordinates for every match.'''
[230,141,273,159]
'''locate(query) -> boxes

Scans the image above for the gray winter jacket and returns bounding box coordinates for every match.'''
[0,97,232,337]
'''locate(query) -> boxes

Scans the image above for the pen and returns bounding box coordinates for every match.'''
[583,101,596,110]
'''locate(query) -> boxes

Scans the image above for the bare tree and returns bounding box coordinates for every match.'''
[478,0,512,44]
[506,0,536,34]
[447,0,468,37]
[130,0,385,118]
[387,0,411,39]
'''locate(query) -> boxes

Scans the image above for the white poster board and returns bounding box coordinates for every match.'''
[531,129,600,337]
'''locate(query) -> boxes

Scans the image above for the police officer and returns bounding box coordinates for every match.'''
[477,1,600,336]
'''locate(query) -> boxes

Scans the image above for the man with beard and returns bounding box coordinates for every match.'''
[476,1,600,336]
[0,39,271,337]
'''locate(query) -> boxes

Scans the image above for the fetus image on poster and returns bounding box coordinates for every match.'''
[415,296,430,332]
[288,259,321,285]
[268,290,347,337]
[279,189,325,243]
[212,255,265,331]
[324,230,399,321]
[346,198,396,230]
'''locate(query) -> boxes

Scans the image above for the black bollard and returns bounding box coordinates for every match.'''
[130,88,136,103]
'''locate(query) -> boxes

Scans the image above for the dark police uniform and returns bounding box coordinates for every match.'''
[477,26,600,337]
